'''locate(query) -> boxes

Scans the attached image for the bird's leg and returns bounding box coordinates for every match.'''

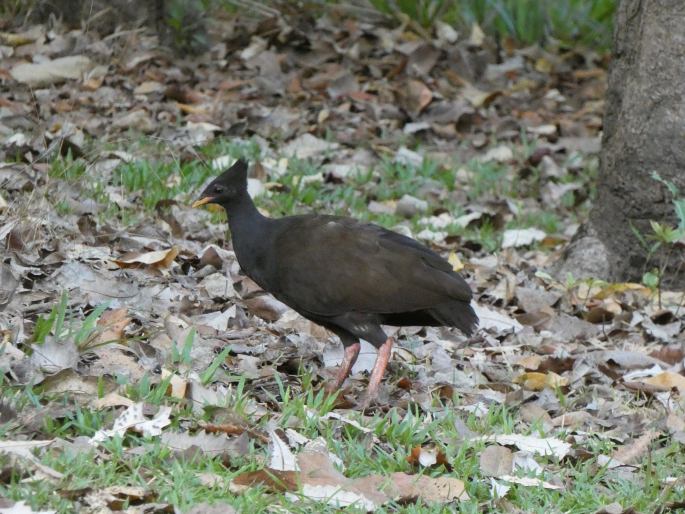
[361,337,394,408]
[325,342,360,393]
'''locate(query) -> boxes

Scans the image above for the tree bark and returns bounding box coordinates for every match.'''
[554,0,685,287]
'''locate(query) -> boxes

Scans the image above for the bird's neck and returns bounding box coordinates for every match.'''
[221,192,272,272]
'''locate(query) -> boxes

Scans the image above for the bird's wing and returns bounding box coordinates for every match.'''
[269,216,472,317]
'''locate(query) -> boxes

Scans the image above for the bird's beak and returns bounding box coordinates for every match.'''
[192,196,214,208]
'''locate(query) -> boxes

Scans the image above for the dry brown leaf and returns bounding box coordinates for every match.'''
[514,371,568,391]
[161,431,250,458]
[516,355,542,370]
[234,441,468,508]
[91,392,134,409]
[232,469,299,492]
[94,308,130,344]
[611,430,659,466]
[518,403,553,428]
[406,445,451,470]
[474,434,571,459]
[404,79,433,115]
[243,294,290,321]
[113,247,179,269]
[499,475,562,490]
[479,445,513,477]
[642,371,685,393]
[160,369,187,399]
[84,486,154,510]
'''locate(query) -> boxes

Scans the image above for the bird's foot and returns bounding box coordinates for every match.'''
[355,337,394,412]
[324,342,361,395]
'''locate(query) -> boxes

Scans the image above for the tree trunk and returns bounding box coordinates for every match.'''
[554,0,685,287]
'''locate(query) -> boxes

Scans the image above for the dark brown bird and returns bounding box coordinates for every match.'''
[193,159,478,407]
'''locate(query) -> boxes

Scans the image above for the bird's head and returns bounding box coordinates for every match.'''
[192,159,248,208]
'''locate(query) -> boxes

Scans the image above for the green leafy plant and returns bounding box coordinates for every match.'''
[366,0,616,48]
[637,172,685,305]
[32,291,112,351]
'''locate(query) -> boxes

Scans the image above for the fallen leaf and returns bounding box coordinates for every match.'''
[502,228,547,248]
[479,144,513,163]
[94,308,130,344]
[11,55,94,86]
[91,403,171,444]
[0,501,56,514]
[113,247,179,269]
[161,431,249,458]
[479,445,513,477]
[498,475,562,490]
[403,79,433,115]
[235,437,468,509]
[640,371,685,393]
[160,369,187,399]
[282,133,339,160]
[610,430,659,466]
[472,303,523,333]
[514,371,569,391]
[268,430,298,471]
[475,434,571,459]
[406,445,451,470]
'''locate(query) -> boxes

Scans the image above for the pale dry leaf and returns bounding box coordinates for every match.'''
[512,451,543,473]
[611,430,659,466]
[394,146,423,167]
[161,431,249,457]
[514,371,569,391]
[193,306,236,331]
[320,411,374,434]
[268,430,299,471]
[160,369,187,399]
[0,440,54,457]
[642,371,685,393]
[472,303,523,333]
[0,501,56,514]
[91,403,171,444]
[0,440,62,479]
[502,228,546,248]
[91,392,134,409]
[479,445,513,477]
[498,475,562,490]
[29,336,78,374]
[282,133,339,160]
[94,308,130,344]
[113,247,179,269]
[405,79,433,114]
[489,478,511,499]
[462,83,500,108]
[11,55,93,86]
[244,440,468,508]
[475,434,571,459]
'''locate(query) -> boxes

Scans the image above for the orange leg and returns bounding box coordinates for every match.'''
[361,337,394,408]
[325,342,360,393]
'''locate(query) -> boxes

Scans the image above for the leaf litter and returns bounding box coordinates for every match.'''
[0,3,683,513]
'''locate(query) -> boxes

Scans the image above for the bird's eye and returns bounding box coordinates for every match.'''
[214,185,225,194]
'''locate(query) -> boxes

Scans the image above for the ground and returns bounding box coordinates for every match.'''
[0,4,684,514]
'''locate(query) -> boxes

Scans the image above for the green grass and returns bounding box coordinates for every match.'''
[3,296,683,512]
[3,374,684,513]
[366,0,616,49]
[42,134,594,253]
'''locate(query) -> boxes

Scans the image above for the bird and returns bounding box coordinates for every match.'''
[192,159,478,408]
